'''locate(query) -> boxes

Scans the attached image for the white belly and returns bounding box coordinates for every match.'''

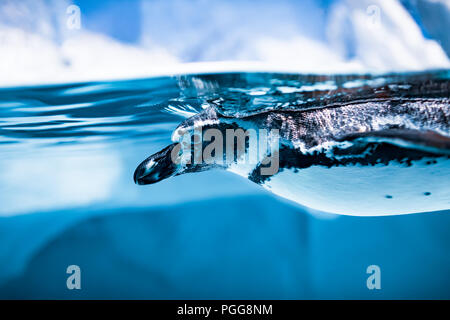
[260,157,450,216]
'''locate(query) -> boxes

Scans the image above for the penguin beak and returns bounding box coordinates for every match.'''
[133,143,180,185]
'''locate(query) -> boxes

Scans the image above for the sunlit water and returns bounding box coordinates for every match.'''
[0,72,449,299]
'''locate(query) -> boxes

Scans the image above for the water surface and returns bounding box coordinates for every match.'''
[0,72,449,299]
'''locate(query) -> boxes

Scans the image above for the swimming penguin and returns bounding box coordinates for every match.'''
[134,81,450,216]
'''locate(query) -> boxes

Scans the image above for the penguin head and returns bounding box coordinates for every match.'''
[134,107,279,185]
[134,108,225,185]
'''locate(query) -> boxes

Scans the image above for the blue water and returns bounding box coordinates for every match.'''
[0,72,449,299]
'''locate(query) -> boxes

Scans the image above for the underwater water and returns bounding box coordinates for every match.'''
[0,72,449,299]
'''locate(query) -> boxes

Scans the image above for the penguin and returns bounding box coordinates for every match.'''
[134,87,450,216]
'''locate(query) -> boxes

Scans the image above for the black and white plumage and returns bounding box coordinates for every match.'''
[134,78,450,216]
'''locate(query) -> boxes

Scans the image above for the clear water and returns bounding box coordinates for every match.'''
[0,72,449,299]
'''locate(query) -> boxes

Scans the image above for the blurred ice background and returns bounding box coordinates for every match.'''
[0,0,449,86]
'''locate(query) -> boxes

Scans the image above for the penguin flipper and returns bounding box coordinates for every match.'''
[336,129,450,152]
